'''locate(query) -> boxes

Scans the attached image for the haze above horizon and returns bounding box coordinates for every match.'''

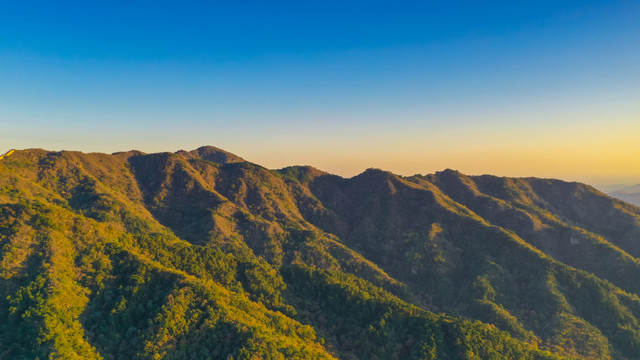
[1,1,639,185]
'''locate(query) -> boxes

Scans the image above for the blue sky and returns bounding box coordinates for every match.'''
[1,1,639,183]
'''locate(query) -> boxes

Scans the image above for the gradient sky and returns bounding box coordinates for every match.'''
[1,1,639,184]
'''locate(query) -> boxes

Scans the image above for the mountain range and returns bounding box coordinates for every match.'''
[2,146,640,359]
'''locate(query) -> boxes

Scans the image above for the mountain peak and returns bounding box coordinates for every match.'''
[188,145,245,164]
[435,168,462,176]
[358,167,396,178]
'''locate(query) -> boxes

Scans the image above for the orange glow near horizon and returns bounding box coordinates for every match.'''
[234,114,640,185]
[2,105,638,186]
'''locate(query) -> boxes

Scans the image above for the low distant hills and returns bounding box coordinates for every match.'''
[598,184,640,207]
[2,146,640,359]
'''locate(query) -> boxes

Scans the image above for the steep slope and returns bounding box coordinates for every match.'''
[2,146,640,359]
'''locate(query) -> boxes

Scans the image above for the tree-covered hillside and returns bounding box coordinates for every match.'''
[2,146,640,359]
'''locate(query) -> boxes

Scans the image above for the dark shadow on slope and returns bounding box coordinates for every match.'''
[128,153,223,244]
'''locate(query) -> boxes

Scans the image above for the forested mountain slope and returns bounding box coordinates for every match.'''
[2,146,640,359]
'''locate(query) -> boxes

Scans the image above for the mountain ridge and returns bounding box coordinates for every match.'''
[2,146,640,359]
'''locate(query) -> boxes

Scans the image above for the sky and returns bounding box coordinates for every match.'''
[1,1,639,184]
